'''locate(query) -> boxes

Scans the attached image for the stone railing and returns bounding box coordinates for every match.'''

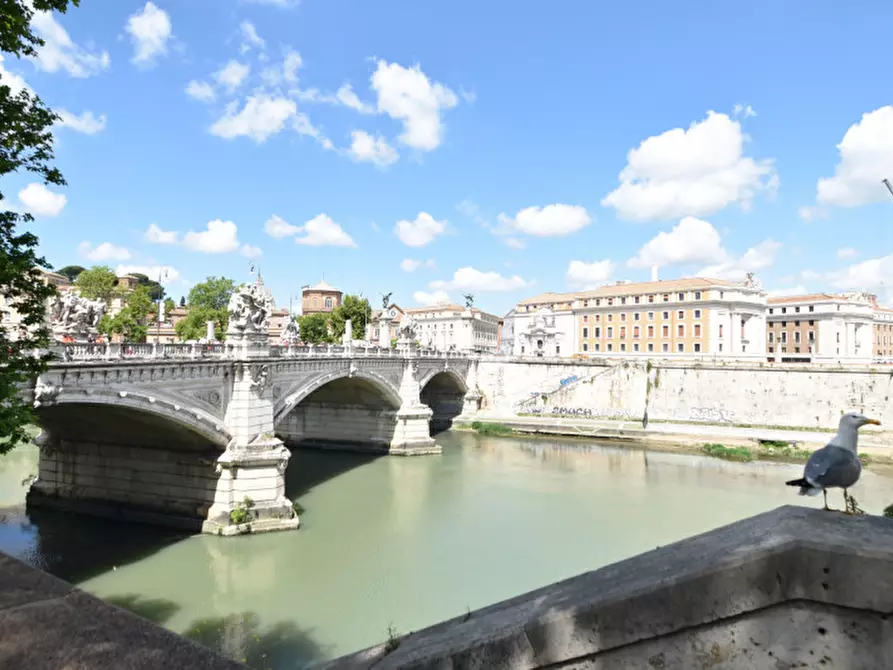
[51,342,472,363]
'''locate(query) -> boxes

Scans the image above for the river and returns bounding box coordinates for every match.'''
[1,432,891,668]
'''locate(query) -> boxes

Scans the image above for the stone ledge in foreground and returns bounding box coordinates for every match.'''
[0,552,246,669]
[316,505,893,669]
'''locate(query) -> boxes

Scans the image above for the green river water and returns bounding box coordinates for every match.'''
[1,431,891,668]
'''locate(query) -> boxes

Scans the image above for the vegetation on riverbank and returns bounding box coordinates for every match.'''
[700,440,888,466]
[469,421,517,436]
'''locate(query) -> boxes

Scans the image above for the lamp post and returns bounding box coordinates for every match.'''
[155,268,169,342]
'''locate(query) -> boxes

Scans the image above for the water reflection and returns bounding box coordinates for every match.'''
[1,432,892,668]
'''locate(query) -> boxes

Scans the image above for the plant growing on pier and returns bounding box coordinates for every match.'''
[230,496,255,525]
[384,624,400,654]
[0,0,81,453]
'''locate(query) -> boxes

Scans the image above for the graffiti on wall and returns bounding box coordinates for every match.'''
[689,406,735,423]
[526,406,637,420]
[559,375,579,387]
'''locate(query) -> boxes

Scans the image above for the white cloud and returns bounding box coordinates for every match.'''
[566,260,614,289]
[214,60,250,93]
[602,111,777,221]
[210,94,296,142]
[497,204,592,237]
[394,212,447,247]
[263,214,302,239]
[185,80,215,103]
[401,258,435,273]
[429,267,529,292]
[797,205,827,222]
[0,54,30,94]
[55,109,106,134]
[628,216,727,268]
[239,21,265,52]
[371,60,459,151]
[241,244,263,258]
[30,7,110,77]
[144,223,179,244]
[698,239,781,280]
[283,50,303,83]
[116,264,180,285]
[18,183,66,217]
[814,106,893,208]
[349,130,398,167]
[294,214,357,247]
[125,2,172,65]
[78,241,132,262]
[183,220,241,254]
[336,84,374,113]
[413,290,451,306]
[827,254,893,303]
[837,247,858,260]
[733,104,757,118]
[505,237,525,250]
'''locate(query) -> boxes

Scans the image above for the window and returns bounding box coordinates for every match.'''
[633,326,640,338]
[694,309,701,319]
[595,343,600,352]
[583,343,588,352]
[795,332,801,343]
[595,327,601,338]
[782,307,787,314]
[648,343,654,352]
[768,346,774,353]
[325,297,334,309]
[694,324,701,337]
[595,299,601,306]
[595,314,600,323]
[809,320,814,326]
[662,343,669,352]
[648,312,654,320]
[677,324,684,337]
[608,314,614,322]
[663,294,670,302]
[662,325,669,337]
[694,343,701,353]
[781,332,787,343]
[633,343,640,352]
[620,343,626,352]
[583,315,588,323]
[795,306,800,313]
[607,343,613,352]
[648,325,654,338]
[634,296,640,304]
[634,312,640,321]
[621,313,627,322]
[694,291,702,300]
[719,343,723,352]
[809,305,814,312]
[608,298,614,306]
[648,295,655,303]
[662,311,669,319]
[607,327,614,338]
[769,332,774,343]
[809,331,815,342]
[583,300,589,307]
[521,346,525,353]
[621,297,627,305]
[720,292,724,299]
[556,345,561,355]
[677,310,684,319]
[583,327,589,338]
[769,308,774,315]
[678,292,685,300]
[677,343,684,352]
[781,321,787,327]
[620,326,627,339]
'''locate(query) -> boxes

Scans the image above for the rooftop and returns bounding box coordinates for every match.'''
[303,279,340,293]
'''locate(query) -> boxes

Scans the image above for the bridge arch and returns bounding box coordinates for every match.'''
[274,368,403,452]
[420,369,468,434]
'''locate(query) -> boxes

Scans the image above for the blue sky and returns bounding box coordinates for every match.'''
[3,0,892,315]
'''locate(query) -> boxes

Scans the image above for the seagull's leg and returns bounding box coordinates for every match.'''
[822,489,831,511]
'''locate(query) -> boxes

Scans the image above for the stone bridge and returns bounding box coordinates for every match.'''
[27,342,478,536]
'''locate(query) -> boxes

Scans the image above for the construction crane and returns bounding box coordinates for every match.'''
[883,178,893,198]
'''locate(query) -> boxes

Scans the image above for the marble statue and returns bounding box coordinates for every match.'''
[380,292,393,310]
[463,293,475,309]
[742,272,763,290]
[398,314,419,341]
[281,317,300,344]
[228,283,274,335]
[49,292,106,342]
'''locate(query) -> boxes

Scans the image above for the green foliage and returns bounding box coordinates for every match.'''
[101,286,154,342]
[298,312,332,344]
[0,0,80,454]
[329,294,371,341]
[57,265,85,282]
[701,443,754,462]
[75,265,118,301]
[384,624,400,654]
[883,504,893,519]
[179,296,186,307]
[230,496,254,525]
[188,276,235,311]
[758,439,791,449]
[176,277,235,341]
[163,297,175,315]
[470,421,515,436]
[128,272,165,301]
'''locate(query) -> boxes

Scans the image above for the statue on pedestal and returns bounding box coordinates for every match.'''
[227,283,274,336]
[380,292,393,310]
[49,292,106,342]
[463,293,475,309]
[281,317,300,344]
[398,315,419,342]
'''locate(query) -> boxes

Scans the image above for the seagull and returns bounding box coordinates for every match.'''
[786,412,881,513]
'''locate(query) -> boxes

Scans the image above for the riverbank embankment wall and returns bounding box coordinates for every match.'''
[476,358,893,430]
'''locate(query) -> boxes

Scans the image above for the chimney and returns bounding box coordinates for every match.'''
[651,266,659,282]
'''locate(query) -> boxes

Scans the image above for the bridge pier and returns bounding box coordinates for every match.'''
[390,359,440,455]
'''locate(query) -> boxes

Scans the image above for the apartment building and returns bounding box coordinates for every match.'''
[870,294,893,361]
[403,303,501,353]
[573,277,767,358]
[766,293,875,363]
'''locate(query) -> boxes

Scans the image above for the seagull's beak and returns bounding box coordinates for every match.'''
[865,418,882,426]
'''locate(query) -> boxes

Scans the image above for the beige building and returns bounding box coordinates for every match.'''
[872,302,893,362]
[510,293,577,357]
[367,303,406,343]
[766,293,875,363]
[301,279,342,315]
[367,302,500,352]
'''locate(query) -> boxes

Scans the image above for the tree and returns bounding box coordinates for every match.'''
[100,286,154,342]
[0,0,79,453]
[330,294,371,341]
[179,296,186,308]
[175,277,235,341]
[129,272,165,301]
[298,313,332,344]
[57,265,85,282]
[75,265,118,302]
[163,298,175,315]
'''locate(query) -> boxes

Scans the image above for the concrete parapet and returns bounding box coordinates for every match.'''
[0,552,246,669]
[317,506,893,669]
